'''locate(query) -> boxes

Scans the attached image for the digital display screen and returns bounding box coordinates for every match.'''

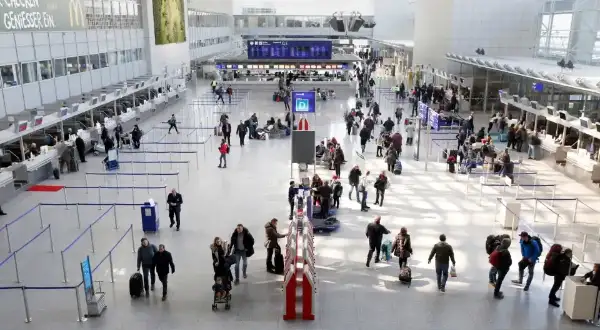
[532,82,543,92]
[34,117,43,126]
[247,40,333,60]
[81,257,94,303]
[18,122,28,132]
[292,91,316,113]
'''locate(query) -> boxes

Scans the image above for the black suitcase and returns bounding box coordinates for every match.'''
[274,250,284,275]
[129,273,143,298]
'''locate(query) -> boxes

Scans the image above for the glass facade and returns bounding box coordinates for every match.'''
[188,10,233,28]
[85,0,143,29]
[234,15,375,29]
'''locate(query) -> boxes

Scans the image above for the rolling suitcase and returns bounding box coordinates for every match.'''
[129,272,143,298]
[399,266,412,287]
[274,249,284,274]
[393,160,402,175]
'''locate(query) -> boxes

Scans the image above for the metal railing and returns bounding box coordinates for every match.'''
[62,185,167,210]
[85,171,180,192]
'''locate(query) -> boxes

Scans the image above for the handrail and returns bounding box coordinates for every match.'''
[4,205,40,228]
[62,206,114,252]
[126,160,189,164]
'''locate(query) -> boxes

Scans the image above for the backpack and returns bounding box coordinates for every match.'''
[531,236,543,257]
[543,244,563,276]
[485,235,498,255]
[489,250,501,268]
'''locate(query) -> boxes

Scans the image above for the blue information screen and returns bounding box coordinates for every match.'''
[81,256,94,303]
[247,40,333,60]
[292,91,316,113]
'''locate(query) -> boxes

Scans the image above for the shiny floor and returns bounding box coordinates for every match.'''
[0,83,598,330]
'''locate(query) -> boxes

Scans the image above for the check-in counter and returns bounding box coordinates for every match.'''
[563,276,600,321]
[24,149,57,184]
[0,170,15,203]
[567,149,598,172]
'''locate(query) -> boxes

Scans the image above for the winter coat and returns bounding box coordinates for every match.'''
[152,251,175,276]
[391,233,412,258]
[520,237,541,263]
[264,222,286,249]
[348,168,362,185]
[229,228,255,257]
[494,246,513,272]
[428,242,456,265]
[365,222,390,245]
[210,243,227,276]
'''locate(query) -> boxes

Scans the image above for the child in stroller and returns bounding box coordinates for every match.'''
[212,273,232,311]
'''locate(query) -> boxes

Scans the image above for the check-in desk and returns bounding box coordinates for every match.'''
[563,276,600,321]
[24,149,57,184]
[0,170,15,203]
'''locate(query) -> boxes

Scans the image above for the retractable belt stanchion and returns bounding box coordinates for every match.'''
[22,287,31,323]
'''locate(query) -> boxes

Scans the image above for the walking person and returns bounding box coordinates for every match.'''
[428,234,456,292]
[131,125,142,149]
[167,188,183,230]
[333,146,343,177]
[386,147,398,172]
[391,227,412,268]
[545,246,572,307]
[283,90,290,111]
[374,171,388,207]
[359,171,371,212]
[167,114,179,134]
[348,165,362,201]
[218,139,229,168]
[152,244,175,301]
[236,120,247,146]
[365,216,390,267]
[264,218,287,273]
[215,86,225,104]
[228,224,255,284]
[359,126,370,153]
[486,234,509,286]
[114,123,123,148]
[136,238,158,297]
[288,181,296,220]
[75,135,86,162]
[394,107,403,125]
[488,238,512,299]
[226,85,233,104]
[511,231,541,291]
[222,119,232,145]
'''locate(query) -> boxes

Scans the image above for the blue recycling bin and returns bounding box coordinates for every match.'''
[141,202,159,232]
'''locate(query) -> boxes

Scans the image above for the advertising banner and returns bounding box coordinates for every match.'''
[80,256,94,303]
[0,0,87,31]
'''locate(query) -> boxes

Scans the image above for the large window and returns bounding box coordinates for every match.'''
[78,56,89,72]
[1,65,16,87]
[89,54,100,69]
[66,57,79,75]
[538,13,573,57]
[99,53,108,68]
[54,58,67,77]
[39,60,53,80]
[108,51,118,66]
[20,62,38,84]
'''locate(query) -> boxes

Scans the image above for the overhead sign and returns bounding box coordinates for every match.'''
[80,256,94,303]
[247,40,333,60]
[292,91,315,114]
[0,0,87,31]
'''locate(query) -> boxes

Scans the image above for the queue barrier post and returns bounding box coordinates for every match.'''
[89,225,96,253]
[76,203,81,229]
[573,199,579,223]
[131,186,135,209]
[583,234,588,258]
[14,252,21,283]
[116,173,120,195]
[75,287,85,322]
[5,224,12,253]
[146,173,150,193]
[61,250,68,283]
[63,188,69,210]
[97,186,102,210]
[177,173,180,191]
[130,227,136,253]
[515,184,520,199]
[38,206,43,229]
[48,224,54,253]
[533,200,538,222]
[85,174,89,194]
[108,251,115,283]
[479,183,484,205]
[553,213,560,240]
[113,205,118,229]
[551,187,557,206]
[22,287,31,323]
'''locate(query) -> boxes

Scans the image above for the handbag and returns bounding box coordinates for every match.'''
[449,266,457,277]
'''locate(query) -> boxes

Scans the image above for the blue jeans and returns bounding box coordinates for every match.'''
[436,263,449,289]
[528,145,537,159]
[234,250,247,280]
[219,154,227,167]
[349,184,360,200]
[518,260,535,289]
[361,190,368,210]
[489,266,497,283]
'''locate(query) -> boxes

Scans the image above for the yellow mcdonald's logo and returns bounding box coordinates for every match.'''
[69,0,85,27]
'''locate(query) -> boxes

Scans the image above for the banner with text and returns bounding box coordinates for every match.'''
[0,0,87,31]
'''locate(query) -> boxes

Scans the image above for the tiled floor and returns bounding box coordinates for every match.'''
[0,82,598,330]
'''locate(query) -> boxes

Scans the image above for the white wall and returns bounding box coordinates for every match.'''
[372,0,414,42]
[232,0,374,15]
[141,0,190,76]
[413,0,453,70]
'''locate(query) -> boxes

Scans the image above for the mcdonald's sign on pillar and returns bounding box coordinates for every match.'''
[298,118,309,131]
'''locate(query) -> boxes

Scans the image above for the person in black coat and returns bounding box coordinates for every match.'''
[359,127,370,153]
[131,125,142,149]
[288,181,297,220]
[221,120,232,145]
[549,248,573,307]
[166,188,183,230]
[492,238,513,299]
[365,216,390,267]
[228,224,255,284]
[152,244,175,301]
[75,136,86,163]
[211,237,229,280]
[236,120,247,146]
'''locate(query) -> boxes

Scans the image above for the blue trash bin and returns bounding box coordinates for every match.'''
[141,202,159,232]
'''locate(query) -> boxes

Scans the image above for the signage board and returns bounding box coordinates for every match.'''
[0,0,87,31]
[80,256,94,303]
[247,40,333,60]
[292,91,315,114]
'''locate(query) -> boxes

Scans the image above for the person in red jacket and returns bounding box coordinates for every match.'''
[218,139,229,168]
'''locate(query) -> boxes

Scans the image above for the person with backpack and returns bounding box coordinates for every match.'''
[488,238,512,299]
[218,139,229,168]
[486,234,510,286]
[391,227,412,268]
[332,177,343,209]
[348,165,362,201]
[373,171,389,207]
[544,245,573,307]
[512,231,542,291]
[386,147,399,173]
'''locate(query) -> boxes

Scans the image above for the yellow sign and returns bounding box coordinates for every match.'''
[69,0,85,27]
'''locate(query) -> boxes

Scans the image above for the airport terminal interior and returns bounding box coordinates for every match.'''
[4,0,600,329]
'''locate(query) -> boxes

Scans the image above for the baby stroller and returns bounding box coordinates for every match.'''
[212,271,232,311]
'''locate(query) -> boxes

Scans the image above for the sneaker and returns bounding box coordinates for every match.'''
[169,223,174,228]
[151,285,155,291]
[489,281,496,288]
[234,279,239,285]
[523,286,529,292]
[494,292,504,299]
[549,300,560,307]
[440,287,446,293]
[511,280,522,285]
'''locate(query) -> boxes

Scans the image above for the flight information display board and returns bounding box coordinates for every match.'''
[247,40,333,60]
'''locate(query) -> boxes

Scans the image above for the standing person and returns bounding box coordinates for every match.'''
[114,123,123,148]
[507,125,516,149]
[317,181,333,218]
[489,238,512,299]
[359,171,371,212]
[374,171,388,206]
[131,125,142,149]
[333,146,343,177]
[365,216,390,267]
[385,147,398,172]
[218,138,229,168]
[427,234,456,292]
[283,90,290,111]
[166,188,183,230]
[222,120,232,145]
[545,246,572,307]
[226,85,233,104]
[405,121,415,146]
[359,126,370,153]
[486,234,509,286]
[211,80,217,93]
[383,117,395,133]
[288,181,296,220]
[152,244,175,301]
[348,165,362,201]
[228,224,255,284]
[236,120,247,146]
[391,227,412,268]
[332,177,343,209]
[136,238,158,297]
[511,231,541,291]
[264,218,287,273]
[167,114,179,134]
[75,135,86,163]
[399,82,405,99]
[364,116,375,139]
[394,107,403,125]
